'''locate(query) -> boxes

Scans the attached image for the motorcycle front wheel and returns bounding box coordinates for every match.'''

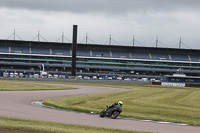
[111,111,120,119]
[99,110,106,117]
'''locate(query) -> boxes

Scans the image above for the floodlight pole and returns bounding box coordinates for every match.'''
[86,33,88,44]
[133,35,135,46]
[62,32,64,43]
[109,34,112,45]
[179,37,182,49]
[14,29,16,40]
[156,36,158,48]
[38,31,40,42]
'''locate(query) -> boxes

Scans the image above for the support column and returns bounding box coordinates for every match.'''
[71,25,78,77]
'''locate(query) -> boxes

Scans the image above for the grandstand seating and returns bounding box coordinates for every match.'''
[11,46,29,54]
[31,47,50,55]
[170,53,189,61]
[92,50,110,57]
[1,43,196,62]
[112,51,130,58]
[0,45,9,53]
[0,44,197,63]
[77,49,91,56]
[151,52,169,60]
[190,54,200,62]
[132,51,150,59]
[1,40,200,77]
[52,48,70,56]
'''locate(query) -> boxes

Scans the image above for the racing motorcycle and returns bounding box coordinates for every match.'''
[99,105,122,119]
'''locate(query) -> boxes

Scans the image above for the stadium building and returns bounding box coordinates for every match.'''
[0,39,200,79]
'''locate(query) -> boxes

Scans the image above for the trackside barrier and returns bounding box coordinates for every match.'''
[161,82,185,87]
[152,82,200,87]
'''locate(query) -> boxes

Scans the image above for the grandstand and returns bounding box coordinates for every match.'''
[0,39,200,79]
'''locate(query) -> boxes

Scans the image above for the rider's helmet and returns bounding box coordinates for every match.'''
[118,101,123,105]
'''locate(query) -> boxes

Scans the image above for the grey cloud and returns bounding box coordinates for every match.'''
[0,0,199,14]
[0,0,200,49]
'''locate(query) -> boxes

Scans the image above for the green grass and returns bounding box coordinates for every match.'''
[0,117,151,133]
[0,80,153,132]
[43,85,200,126]
[0,79,145,88]
[1,79,200,131]
[0,81,75,91]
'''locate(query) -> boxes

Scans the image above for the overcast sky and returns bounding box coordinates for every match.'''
[0,0,200,49]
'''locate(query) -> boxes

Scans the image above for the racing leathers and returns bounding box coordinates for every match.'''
[107,103,122,116]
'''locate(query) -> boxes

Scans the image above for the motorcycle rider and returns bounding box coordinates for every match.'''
[106,101,123,116]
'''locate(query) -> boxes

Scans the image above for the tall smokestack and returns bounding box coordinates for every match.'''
[71,25,78,77]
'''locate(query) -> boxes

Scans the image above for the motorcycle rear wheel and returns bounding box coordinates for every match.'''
[111,111,120,119]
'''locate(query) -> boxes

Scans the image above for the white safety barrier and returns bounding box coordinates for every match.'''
[161,82,185,87]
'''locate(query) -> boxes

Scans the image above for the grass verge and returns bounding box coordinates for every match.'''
[0,117,151,133]
[0,79,150,89]
[43,85,200,126]
[0,81,75,91]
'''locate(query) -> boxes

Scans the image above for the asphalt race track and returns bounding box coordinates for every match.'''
[0,81,200,133]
